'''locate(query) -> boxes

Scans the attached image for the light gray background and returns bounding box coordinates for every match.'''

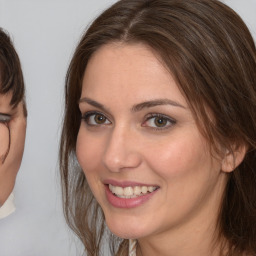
[0,0,255,255]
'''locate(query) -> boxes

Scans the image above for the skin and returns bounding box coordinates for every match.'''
[76,43,244,256]
[0,93,26,205]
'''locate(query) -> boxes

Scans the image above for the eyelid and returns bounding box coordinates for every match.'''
[80,111,176,130]
[144,113,176,122]
[81,110,110,119]
[142,113,176,130]
[81,111,112,126]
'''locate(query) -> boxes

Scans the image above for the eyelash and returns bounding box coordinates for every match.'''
[81,111,111,126]
[81,111,176,130]
[142,113,176,130]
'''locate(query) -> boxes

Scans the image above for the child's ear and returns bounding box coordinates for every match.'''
[221,144,247,173]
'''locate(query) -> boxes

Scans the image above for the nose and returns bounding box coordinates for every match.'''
[102,126,142,172]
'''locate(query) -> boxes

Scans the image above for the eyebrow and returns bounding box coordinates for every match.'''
[131,99,185,112]
[79,97,186,112]
[79,97,105,110]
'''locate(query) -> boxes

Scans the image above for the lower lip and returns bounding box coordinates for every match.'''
[105,185,158,208]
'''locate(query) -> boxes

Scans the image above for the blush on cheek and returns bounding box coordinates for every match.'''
[76,132,103,173]
[147,138,210,180]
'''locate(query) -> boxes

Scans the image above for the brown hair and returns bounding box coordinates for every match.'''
[0,28,26,163]
[60,0,256,255]
[0,28,26,109]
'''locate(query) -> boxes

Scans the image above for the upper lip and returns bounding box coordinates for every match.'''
[103,179,159,188]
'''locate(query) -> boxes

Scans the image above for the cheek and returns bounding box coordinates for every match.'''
[76,127,108,206]
[11,119,26,173]
[144,133,210,180]
[142,133,223,224]
[76,127,104,176]
[0,124,9,161]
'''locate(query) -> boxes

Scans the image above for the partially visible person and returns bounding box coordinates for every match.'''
[0,28,26,218]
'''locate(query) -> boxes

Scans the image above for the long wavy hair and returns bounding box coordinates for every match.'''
[59,0,256,255]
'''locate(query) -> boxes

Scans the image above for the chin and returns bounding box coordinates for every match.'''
[104,212,152,239]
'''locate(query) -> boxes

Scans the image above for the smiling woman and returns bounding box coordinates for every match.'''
[59,0,256,255]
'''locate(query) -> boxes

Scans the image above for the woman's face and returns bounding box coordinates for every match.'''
[0,93,26,205]
[76,43,228,240]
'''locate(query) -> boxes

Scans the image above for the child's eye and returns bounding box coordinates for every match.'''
[0,113,11,124]
[82,112,111,126]
[142,114,176,130]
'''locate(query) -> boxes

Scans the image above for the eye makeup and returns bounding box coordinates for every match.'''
[142,113,177,130]
[81,111,111,126]
[81,109,177,133]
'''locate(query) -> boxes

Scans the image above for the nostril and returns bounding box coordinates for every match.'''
[102,152,142,172]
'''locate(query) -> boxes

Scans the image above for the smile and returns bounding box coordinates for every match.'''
[109,184,158,198]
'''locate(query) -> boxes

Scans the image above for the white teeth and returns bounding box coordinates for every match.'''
[148,186,154,192]
[109,184,157,198]
[115,186,124,195]
[124,187,133,196]
[134,186,141,195]
[141,186,147,194]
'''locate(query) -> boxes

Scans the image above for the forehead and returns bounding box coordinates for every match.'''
[81,43,187,107]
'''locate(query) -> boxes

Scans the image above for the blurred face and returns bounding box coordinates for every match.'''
[76,43,228,240]
[0,93,26,205]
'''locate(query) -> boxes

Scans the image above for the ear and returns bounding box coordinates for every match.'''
[221,144,247,173]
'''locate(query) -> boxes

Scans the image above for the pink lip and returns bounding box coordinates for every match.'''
[103,179,158,188]
[104,181,159,209]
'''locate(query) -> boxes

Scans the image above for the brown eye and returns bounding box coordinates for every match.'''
[154,117,167,127]
[83,112,111,126]
[143,114,176,130]
[94,114,106,124]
